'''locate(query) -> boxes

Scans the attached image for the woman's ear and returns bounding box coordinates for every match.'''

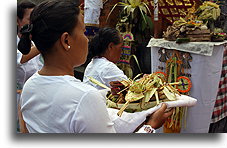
[107,42,114,51]
[60,32,70,51]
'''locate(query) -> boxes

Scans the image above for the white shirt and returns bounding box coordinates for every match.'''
[84,0,103,9]
[83,57,128,90]
[16,36,43,90]
[20,73,116,133]
[20,73,156,133]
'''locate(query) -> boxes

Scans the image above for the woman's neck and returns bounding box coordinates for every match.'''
[38,65,74,76]
[39,54,74,76]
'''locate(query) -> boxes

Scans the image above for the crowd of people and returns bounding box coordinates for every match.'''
[16,0,173,133]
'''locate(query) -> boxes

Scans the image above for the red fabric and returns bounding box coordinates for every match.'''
[211,46,227,123]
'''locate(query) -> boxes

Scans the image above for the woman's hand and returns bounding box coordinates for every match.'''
[145,103,173,129]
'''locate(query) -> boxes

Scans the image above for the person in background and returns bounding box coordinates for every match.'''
[17,0,43,131]
[84,0,102,26]
[18,0,172,133]
[17,0,43,93]
[83,27,128,89]
[83,0,102,37]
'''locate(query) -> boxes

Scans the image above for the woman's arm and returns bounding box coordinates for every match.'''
[73,90,116,133]
[107,103,173,133]
[20,46,40,64]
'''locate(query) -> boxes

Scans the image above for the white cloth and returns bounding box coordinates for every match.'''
[17,36,43,90]
[147,38,227,56]
[107,107,156,133]
[107,94,197,133]
[20,73,159,133]
[16,36,43,121]
[84,8,101,25]
[150,45,224,133]
[20,73,116,133]
[83,57,128,90]
[84,0,103,24]
[16,52,43,89]
[84,0,103,9]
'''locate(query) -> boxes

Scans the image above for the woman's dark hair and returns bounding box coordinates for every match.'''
[18,0,80,55]
[88,27,121,58]
[17,0,36,20]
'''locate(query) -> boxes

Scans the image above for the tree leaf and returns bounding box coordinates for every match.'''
[144,14,153,30]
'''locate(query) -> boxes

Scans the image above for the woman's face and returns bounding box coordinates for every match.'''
[69,13,89,67]
[107,35,123,63]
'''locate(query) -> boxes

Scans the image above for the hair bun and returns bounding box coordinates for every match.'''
[20,24,33,34]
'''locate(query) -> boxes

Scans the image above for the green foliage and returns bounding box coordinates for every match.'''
[141,14,153,32]
[107,0,153,31]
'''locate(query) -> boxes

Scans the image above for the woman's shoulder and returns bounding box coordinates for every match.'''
[25,73,101,101]
[28,73,96,90]
[95,57,119,69]
[86,57,115,72]
[65,78,104,104]
[68,78,98,92]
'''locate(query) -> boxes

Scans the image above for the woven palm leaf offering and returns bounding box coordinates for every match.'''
[107,73,181,117]
[87,73,197,133]
[87,73,183,115]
